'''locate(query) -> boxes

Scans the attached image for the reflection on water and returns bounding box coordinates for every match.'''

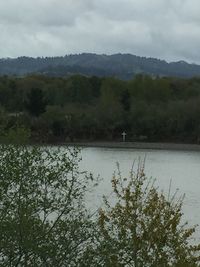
[79,147,200,241]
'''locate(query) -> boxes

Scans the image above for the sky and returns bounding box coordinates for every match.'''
[0,0,200,63]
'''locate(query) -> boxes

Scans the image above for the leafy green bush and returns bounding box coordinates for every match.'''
[95,162,200,267]
[0,145,96,266]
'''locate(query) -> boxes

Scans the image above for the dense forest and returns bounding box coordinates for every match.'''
[1,53,200,79]
[0,74,200,143]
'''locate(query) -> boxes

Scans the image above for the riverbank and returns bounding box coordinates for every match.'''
[64,141,200,151]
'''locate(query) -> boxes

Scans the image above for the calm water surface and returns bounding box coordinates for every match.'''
[79,147,200,240]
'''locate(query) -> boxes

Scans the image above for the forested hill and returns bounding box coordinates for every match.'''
[1,53,200,79]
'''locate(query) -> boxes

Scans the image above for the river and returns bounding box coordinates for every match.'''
[79,146,200,241]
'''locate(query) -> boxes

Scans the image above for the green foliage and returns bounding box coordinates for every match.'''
[0,126,31,144]
[26,88,47,117]
[1,74,200,142]
[0,145,96,266]
[67,75,93,104]
[0,112,31,145]
[96,163,200,267]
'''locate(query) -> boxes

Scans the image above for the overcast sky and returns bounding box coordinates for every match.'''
[0,0,200,63]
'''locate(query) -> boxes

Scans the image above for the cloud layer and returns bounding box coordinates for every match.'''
[0,0,200,63]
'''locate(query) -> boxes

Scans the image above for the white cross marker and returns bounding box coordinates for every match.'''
[122,131,127,142]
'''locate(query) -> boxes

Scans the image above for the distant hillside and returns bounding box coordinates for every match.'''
[1,53,200,79]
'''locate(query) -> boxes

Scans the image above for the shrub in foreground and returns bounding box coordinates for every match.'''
[94,162,200,267]
[0,145,199,266]
[0,145,96,266]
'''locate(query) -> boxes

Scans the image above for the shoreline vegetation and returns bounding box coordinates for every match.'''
[1,74,200,145]
[2,129,200,151]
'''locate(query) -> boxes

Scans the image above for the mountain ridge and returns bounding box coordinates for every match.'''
[0,53,200,79]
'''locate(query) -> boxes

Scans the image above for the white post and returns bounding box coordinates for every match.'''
[122,131,126,142]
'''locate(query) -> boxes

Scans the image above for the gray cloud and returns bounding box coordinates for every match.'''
[0,0,200,63]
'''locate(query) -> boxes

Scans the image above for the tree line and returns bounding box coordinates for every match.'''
[1,74,200,143]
